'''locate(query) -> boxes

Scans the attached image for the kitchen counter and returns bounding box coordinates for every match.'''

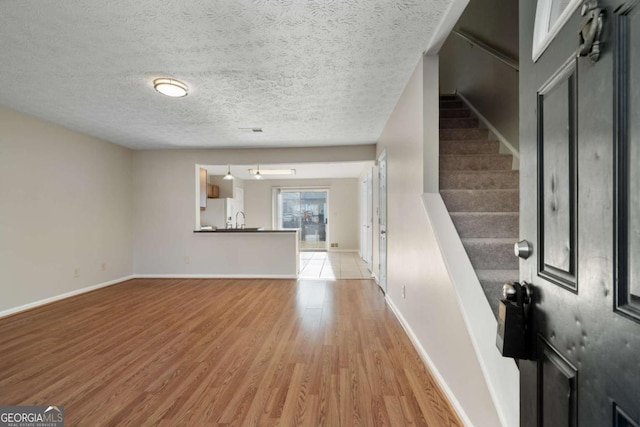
[191,229,299,278]
[193,228,295,233]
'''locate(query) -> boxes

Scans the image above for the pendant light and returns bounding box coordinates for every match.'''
[254,165,263,180]
[223,164,234,180]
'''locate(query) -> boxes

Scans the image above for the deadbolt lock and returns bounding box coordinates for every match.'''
[514,240,533,259]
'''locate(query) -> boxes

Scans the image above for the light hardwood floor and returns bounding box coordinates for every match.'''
[0,278,462,426]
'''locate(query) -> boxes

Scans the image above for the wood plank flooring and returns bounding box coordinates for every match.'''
[0,278,462,426]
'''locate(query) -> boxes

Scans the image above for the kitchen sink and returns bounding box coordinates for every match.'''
[218,227,265,232]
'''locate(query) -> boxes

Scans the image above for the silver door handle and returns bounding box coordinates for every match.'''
[380,230,386,234]
[502,281,532,304]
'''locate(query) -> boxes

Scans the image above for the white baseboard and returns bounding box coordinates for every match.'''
[0,275,135,319]
[385,295,473,427]
[328,249,358,253]
[134,274,297,279]
[455,91,520,163]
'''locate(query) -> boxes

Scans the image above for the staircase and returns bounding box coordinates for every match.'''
[438,94,519,317]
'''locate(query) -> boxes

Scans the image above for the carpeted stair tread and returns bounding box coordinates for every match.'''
[476,269,520,283]
[441,189,519,212]
[440,108,472,118]
[462,237,519,242]
[476,270,521,314]
[440,128,489,140]
[461,238,519,270]
[440,154,513,171]
[450,212,519,238]
[440,170,519,189]
[439,117,479,128]
[440,138,499,144]
[440,100,464,108]
[440,140,500,155]
[438,94,520,319]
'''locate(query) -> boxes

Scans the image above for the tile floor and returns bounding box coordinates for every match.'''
[299,251,372,279]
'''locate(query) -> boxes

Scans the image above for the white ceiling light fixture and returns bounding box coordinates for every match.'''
[248,168,296,176]
[153,78,188,97]
[223,164,235,180]
[253,165,263,180]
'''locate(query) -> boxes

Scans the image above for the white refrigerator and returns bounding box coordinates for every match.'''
[201,198,234,229]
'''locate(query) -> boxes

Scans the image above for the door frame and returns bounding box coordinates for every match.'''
[272,186,330,251]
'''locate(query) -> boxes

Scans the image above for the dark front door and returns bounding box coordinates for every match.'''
[520,0,640,425]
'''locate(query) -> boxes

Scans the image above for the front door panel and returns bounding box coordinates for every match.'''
[537,57,578,290]
[615,2,640,322]
[520,0,640,425]
[538,338,578,427]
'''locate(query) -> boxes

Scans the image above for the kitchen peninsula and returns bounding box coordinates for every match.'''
[193,229,299,278]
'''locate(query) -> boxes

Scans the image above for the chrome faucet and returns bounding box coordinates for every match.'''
[235,211,245,229]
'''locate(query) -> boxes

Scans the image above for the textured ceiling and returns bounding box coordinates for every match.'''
[0,0,452,149]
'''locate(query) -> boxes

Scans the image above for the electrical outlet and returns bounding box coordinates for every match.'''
[402,284,406,299]
[184,256,191,265]
[101,262,107,271]
[330,243,339,248]
[73,268,80,278]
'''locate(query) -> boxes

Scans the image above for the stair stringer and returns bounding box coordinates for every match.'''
[422,193,519,427]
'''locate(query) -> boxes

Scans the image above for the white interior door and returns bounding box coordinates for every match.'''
[378,151,387,292]
[360,172,373,265]
[365,168,373,271]
[361,179,367,259]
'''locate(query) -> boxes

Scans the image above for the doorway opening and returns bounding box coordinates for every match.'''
[274,188,329,251]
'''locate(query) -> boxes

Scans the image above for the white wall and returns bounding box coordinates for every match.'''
[376,57,501,426]
[0,106,133,315]
[423,55,441,192]
[243,178,359,251]
[439,0,520,151]
[132,145,375,273]
[0,113,373,311]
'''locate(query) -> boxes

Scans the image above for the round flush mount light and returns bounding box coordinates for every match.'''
[153,78,188,97]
